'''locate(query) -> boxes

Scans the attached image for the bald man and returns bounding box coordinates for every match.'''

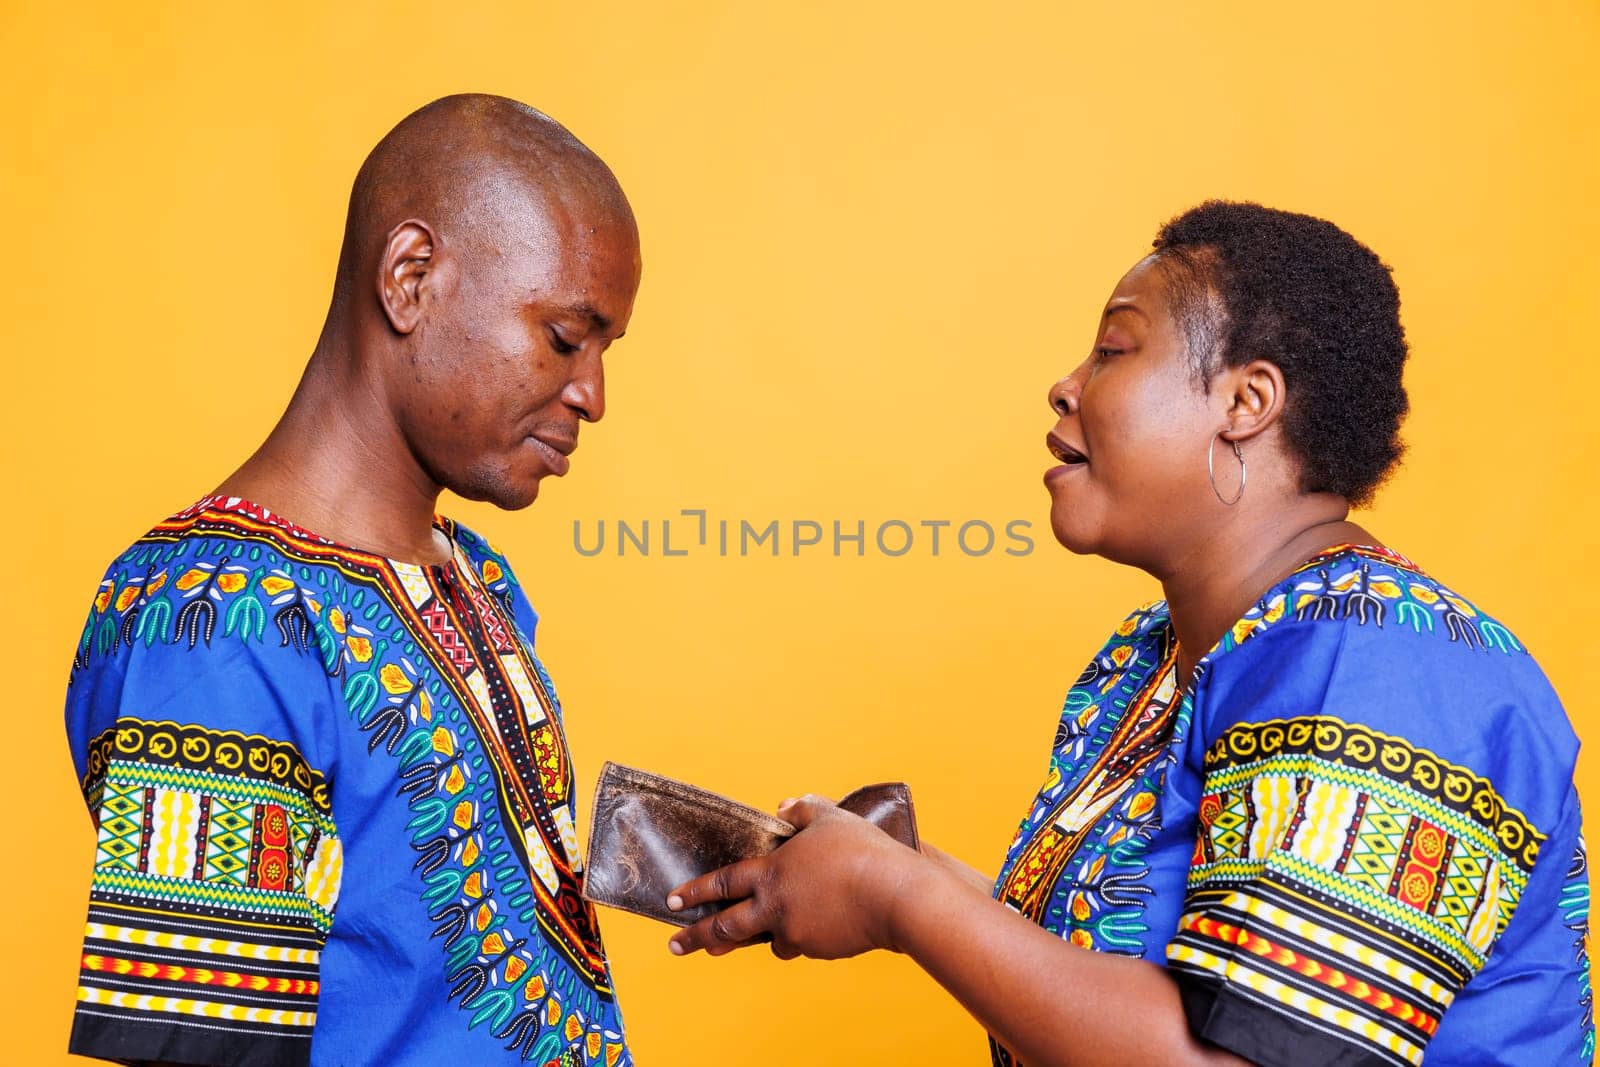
[64,95,641,1066]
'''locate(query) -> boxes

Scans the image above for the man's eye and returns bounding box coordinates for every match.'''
[1094,347,1123,361]
[550,330,578,355]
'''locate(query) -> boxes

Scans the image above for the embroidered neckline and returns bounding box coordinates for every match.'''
[1161,543,1436,691]
[1290,542,1420,576]
[180,494,461,572]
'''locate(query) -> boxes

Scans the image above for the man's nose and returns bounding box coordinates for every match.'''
[564,351,606,423]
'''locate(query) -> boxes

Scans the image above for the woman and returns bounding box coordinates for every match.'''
[663,202,1592,1066]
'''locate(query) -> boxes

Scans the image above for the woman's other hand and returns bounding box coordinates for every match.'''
[665,794,927,960]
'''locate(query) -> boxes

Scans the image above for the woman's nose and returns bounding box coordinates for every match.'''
[1048,372,1082,418]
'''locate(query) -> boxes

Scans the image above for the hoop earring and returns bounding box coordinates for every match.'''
[1208,429,1246,506]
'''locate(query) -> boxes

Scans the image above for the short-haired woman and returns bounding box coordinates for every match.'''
[666,202,1592,1067]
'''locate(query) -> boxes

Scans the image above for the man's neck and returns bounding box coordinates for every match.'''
[216,346,453,565]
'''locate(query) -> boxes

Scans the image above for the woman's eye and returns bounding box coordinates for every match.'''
[550,330,578,355]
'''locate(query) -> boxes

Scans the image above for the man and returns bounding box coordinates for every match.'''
[65,94,641,1066]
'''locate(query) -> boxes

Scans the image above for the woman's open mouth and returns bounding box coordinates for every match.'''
[1046,431,1088,466]
[1044,431,1088,486]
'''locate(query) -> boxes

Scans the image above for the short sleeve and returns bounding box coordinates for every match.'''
[65,557,344,1067]
[1166,617,1585,1067]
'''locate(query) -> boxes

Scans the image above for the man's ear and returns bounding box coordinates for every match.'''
[1218,358,1286,443]
[377,219,436,335]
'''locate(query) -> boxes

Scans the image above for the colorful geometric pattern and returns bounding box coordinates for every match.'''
[67,496,628,1066]
[74,721,334,1063]
[990,545,1589,1067]
[1563,836,1596,1062]
[994,605,1183,948]
[82,720,338,906]
[1213,552,1528,657]
[989,604,1189,1066]
[1168,716,1544,1065]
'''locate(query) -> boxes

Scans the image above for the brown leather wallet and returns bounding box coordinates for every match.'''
[580,762,920,927]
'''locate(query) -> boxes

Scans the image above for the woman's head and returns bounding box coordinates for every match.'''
[1043,201,1409,569]
[1151,202,1409,503]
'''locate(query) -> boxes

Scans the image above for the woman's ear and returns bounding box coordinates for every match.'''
[1218,359,1286,443]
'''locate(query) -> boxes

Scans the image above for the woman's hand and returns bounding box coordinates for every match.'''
[667,797,1248,1066]
[666,794,928,960]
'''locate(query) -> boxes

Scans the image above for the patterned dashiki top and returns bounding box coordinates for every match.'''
[65,496,630,1067]
[992,545,1591,1067]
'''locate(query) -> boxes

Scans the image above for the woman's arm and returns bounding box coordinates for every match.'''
[668,798,1249,1067]
[919,840,995,896]
[888,843,1247,1067]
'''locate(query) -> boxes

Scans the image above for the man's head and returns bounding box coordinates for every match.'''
[328,94,641,510]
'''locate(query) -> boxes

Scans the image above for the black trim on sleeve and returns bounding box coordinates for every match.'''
[1176,971,1397,1067]
[69,1010,310,1067]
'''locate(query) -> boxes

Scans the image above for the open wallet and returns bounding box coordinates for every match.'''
[580,761,920,927]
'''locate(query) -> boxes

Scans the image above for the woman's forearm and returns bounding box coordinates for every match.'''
[666,804,1252,1063]
[887,857,1249,1067]
[919,841,995,895]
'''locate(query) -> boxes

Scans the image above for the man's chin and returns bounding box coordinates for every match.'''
[492,480,542,511]
[450,470,543,512]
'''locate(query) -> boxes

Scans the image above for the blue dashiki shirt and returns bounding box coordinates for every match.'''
[992,545,1591,1067]
[65,496,630,1067]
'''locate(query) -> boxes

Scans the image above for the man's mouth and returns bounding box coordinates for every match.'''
[528,433,575,475]
[1046,431,1088,466]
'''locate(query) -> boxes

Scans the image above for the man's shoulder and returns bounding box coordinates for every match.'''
[99,495,345,569]
[73,497,356,682]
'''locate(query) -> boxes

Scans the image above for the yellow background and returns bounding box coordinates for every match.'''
[5,2,1598,1062]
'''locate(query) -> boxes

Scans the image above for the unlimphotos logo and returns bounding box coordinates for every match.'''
[573,509,1035,558]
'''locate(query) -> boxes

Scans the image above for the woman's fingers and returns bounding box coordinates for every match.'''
[667,857,765,912]
[669,898,773,956]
